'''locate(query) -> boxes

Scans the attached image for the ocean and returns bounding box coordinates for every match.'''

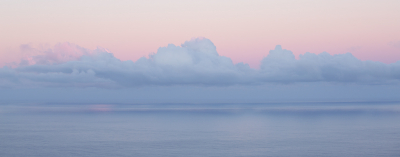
[1,102,400,157]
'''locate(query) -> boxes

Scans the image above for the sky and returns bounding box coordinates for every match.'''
[1,0,400,103]
[1,0,400,67]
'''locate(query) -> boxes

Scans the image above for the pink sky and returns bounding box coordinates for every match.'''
[1,0,399,68]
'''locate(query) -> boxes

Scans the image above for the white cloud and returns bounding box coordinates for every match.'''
[1,38,400,88]
[15,43,93,66]
[259,45,399,83]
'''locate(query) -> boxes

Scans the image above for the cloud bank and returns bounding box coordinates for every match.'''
[1,38,400,88]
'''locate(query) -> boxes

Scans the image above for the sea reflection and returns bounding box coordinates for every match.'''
[1,102,400,114]
[0,102,400,157]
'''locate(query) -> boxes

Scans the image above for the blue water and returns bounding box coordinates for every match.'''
[1,102,400,157]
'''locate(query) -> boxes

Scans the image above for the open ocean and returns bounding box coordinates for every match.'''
[1,102,400,157]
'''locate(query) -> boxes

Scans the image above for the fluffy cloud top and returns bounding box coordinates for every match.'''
[6,43,93,67]
[260,45,400,83]
[1,38,400,88]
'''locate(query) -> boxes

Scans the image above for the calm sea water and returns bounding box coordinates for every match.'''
[1,102,400,157]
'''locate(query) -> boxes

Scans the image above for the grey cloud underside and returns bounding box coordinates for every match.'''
[1,38,400,88]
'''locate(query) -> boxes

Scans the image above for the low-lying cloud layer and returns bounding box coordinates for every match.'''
[1,38,400,88]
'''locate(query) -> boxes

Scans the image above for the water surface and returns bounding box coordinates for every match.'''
[1,102,399,157]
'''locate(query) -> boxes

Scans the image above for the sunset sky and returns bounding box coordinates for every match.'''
[1,0,399,68]
[1,0,400,102]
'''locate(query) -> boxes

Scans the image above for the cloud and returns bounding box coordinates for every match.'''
[260,45,400,83]
[3,43,94,67]
[1,38,400,88]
